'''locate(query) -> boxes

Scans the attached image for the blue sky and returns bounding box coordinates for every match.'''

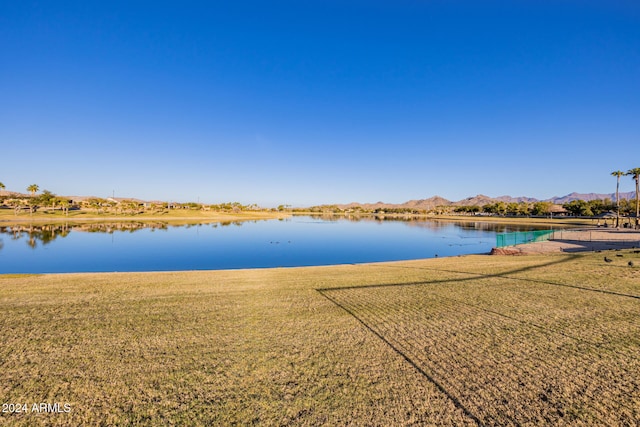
[1,1,639,206]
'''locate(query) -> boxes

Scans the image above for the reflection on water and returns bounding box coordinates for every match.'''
[2,224,73,249]
[0,221,250,249]
[0,217,549,250]
[401,220,538,233]
[306,214,549,233]
[0,216,567,273]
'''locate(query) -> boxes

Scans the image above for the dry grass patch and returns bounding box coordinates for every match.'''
[0,269,471,425]
[0,251,638,425]
[0,209,288,226]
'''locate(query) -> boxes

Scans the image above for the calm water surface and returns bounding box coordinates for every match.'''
[0,216,554,273]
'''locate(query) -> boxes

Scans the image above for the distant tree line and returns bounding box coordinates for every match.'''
[0,186,75,216]
[456,201,559,216]
[306,197,640,218]
[458,198,638,217]
[0,183,267,216]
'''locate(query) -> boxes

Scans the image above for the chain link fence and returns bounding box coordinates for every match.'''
[496,229,640,250]
[496,230,555,248]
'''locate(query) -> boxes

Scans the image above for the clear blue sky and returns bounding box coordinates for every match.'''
[1,1,639,206]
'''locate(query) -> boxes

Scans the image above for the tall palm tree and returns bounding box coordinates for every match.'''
[25,184,40,216]
[27,184,39,196]
[611,170,625,227]
[627,168,640,229]
[56,197,70,216]
[0,182,5,192]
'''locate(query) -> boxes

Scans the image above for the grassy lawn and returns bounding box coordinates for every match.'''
[0,251,638,425]
[0,208,288,225]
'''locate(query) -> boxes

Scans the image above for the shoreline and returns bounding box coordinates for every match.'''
[292,211,598,226]
[1,254,483,276]
[5,230,640,276]
[0,210,290,225]
[1,208,608,227]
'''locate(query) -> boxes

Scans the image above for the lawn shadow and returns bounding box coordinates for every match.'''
[318,254,580,293]
[317,287,485,426]
[322,254,640,300]
[316,254,639,425]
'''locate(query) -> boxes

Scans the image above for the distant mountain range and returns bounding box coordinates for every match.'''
[333,192,636,211]
[1,190,635,210]
[546,192,635,204]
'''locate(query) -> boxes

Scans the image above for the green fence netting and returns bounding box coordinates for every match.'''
[496,230,555,248]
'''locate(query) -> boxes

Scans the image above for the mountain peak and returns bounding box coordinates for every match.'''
[325,191,634,211]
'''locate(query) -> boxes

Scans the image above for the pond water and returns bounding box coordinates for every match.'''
[0,216,557,273]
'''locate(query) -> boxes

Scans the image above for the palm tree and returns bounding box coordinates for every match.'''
[27,184,39,196]
[24,184,39,216]
[627,168,640,229]
[0,182,5,192]
[56,197,71,216]
[611,170,625,227]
